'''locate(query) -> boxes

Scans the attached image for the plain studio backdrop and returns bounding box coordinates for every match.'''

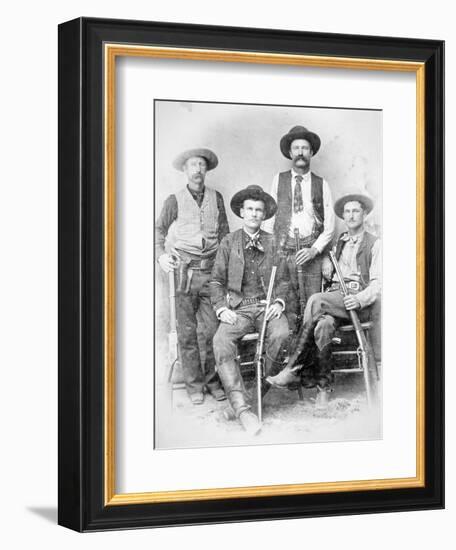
[0,1,451,549]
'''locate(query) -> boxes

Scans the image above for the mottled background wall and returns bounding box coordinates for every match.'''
[155,100,382,379]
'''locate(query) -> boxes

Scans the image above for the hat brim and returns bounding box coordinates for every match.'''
[280,130,321,159]
[230,189,277,220]
[334,194,374,219]
[172,148,218,171]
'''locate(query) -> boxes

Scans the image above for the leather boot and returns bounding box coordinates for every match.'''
[266,363,301,388]
[314,346,333,411]
[217,359,250,418]
[315,345,334,389]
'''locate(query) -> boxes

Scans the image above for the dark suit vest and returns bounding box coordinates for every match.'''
[273,170,324,245]
[335,231,378,289]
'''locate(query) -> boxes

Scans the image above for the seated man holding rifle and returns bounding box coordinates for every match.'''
[267,191,381,410]
[210,185,291,435]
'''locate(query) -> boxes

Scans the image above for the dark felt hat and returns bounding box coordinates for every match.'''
[334,193,374,219]
[230,185,277,220]
[172,148,218,171]
[280,125,321,159]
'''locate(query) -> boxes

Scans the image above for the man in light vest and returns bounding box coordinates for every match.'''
[263,125,335,327]
[267,192,381,410]
[155,148,230,405]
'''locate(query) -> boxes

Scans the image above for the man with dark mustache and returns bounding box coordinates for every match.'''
[155,148,229,405]
[263,126,335,325]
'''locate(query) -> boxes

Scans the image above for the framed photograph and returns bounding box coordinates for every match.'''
[58,17,444,531]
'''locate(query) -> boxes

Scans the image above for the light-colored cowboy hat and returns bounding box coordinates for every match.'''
[230,185,277,220]
[334,193,374,219]
[172,148,218,171]
[280,125,321,158]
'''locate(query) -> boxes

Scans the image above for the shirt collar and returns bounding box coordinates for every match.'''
[187,184,205,196]
[291,168,311,181]
[243,228,261,240]
[341,230,365,244]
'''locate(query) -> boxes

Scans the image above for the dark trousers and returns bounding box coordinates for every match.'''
[299,290,371,386]
[175,269,222,395]
[285,253,323,324]
[213,303,289,416]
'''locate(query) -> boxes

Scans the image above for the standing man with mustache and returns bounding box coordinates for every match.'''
[155,148,230,405]
[263,126,335,327]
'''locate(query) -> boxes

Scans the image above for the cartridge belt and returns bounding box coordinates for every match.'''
[187,257,215,270]
[328,281,361,293]
[238,296,266,307]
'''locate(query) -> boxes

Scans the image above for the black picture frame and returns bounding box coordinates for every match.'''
[58,17,444,532]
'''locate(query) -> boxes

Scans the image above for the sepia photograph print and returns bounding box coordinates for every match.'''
[154,99,382,450]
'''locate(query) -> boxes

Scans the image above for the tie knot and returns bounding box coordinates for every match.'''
[245,235,264,252]
[295,175,303,183]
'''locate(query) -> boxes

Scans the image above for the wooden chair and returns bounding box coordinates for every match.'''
[331,320,380,405]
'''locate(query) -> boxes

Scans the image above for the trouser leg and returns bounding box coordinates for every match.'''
[175,277,204,395]
[197,270,223,392]
[213,314,253,417]
[302,255,323,303]
[262,314,290,377]
[268,291,343,386]
[285,255,300,328]
[286,254,323,326]
[312,292,371,388]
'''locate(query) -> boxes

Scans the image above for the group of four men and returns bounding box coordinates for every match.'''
[155,125,381,435]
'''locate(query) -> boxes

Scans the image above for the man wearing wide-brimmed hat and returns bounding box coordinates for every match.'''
[155,148,230,405]
[267,191,381,410]
[263,125,335,323]
[210,185,291,435]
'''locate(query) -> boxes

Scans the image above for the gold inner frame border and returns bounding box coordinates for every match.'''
[103,44,426,506]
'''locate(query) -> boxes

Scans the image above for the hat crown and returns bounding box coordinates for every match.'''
[230,185,277,220]
[244,184,263,192]
[280,125,321,159]
[289,125,309,134]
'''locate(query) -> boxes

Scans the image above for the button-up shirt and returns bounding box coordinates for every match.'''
[263,169,335,253]
[331,231,381,309]
[241,230,266,299]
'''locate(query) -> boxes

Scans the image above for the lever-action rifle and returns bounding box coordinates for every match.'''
[329,251,374,407]
[168,268,181,387]
[254,266,277,424]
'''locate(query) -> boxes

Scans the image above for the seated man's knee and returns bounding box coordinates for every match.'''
[213,327,237,363]
[305,292,325,315]
[314,315,336,344]
[274,318,290,342]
